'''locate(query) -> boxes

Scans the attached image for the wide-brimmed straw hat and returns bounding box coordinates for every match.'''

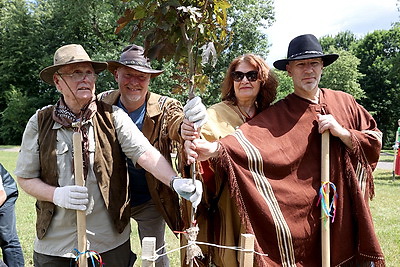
[39,44,107,85]
[273,34,339,71]
[107,44,164,77]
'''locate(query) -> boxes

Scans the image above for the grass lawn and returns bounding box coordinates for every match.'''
[0,148,181,267]
[369,150,400,266]
[0,147,398,266]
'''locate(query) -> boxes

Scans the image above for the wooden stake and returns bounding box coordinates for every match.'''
[321,131,330,267]
[189,163,196,267]
[239,234,254,267]
[142,237,156,267]
[73,132,87,267]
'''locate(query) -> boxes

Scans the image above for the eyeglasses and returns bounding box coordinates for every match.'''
[58,72,98,82]
[231,71,258,82]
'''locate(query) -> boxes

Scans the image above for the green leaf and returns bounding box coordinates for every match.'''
[134,6,147,20]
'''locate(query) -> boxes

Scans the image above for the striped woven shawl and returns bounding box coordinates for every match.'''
[217,88,385,267]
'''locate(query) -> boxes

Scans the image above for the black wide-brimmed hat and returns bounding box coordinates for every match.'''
[39,44,108,85]
[107,44,164,77]
[273,34,339,71]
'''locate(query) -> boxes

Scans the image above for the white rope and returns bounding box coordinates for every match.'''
[141,240,269,262]
[155,243,167,254]
[195,241,269,257]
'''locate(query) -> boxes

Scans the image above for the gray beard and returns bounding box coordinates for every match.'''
[125,94,143,103]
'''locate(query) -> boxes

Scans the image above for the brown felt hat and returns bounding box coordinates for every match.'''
[107,44,164,77]
[39,44,107,85]
[273,34,339,71]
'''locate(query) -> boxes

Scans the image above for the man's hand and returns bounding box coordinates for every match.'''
[181,118,200,141]
[171,178,202,210]
[317,114,352,149]
[184,139,220,164]
[183,96,207,130]
[53,185,88,211]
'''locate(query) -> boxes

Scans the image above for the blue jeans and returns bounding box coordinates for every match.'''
[0,196,24,266]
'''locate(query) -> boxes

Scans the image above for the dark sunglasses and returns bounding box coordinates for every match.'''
[231,70,258,82]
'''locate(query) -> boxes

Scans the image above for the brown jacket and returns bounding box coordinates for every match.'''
[100,90,184,231]
[36,101,129,239]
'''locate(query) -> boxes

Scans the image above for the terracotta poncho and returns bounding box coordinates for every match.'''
[217,88,385,266]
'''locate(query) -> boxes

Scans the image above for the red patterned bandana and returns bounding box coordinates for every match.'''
[52,97,97,179]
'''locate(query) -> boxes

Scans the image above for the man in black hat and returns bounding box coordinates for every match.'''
[100,44,207,267]
[15,44,203,267]
[183,34,385,266]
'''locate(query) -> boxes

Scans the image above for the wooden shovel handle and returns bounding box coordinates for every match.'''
[321,131,330,267]
[73,132,87,267]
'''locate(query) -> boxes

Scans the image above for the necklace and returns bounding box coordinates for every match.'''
[311,88,320,103]
[237,105,255,121]
[302,89,320,103]
[312,90,320,103]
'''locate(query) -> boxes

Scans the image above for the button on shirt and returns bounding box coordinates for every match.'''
[15,106,153,257]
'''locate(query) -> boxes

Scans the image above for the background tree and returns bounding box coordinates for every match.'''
[0,87,37,144]
[116,0,275,106]
[201,0,275,105]
[35,0,130,94]
[320,47,365,100]
[355,28,400,147]
[320,30,359,51]
[0,0,129,144]
[0,0,398,149]
[274,71,293,101]
[0,0,277,144]
[116,0,232,102]
[0,0,46,144]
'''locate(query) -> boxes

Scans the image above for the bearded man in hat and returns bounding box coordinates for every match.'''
[99,44,207,267]
[15,44,203,267]
[183,34,385,266]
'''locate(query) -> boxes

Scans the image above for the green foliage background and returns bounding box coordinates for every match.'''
[0,0,399,148]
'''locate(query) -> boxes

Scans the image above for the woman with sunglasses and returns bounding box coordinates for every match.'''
[180,54,278,267]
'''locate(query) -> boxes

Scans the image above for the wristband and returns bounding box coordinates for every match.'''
[170,176,179,190]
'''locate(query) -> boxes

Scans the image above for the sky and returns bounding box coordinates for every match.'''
[264,0,399,66]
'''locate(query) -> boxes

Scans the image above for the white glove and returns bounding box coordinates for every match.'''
[183,96,208,129]
[393,144,399,150]
[171,178,203,210]
[53,186,89,211]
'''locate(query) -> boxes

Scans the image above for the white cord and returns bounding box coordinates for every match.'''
[141,240,269,262]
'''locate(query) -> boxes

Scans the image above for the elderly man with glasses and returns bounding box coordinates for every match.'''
[15,44,202,267]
